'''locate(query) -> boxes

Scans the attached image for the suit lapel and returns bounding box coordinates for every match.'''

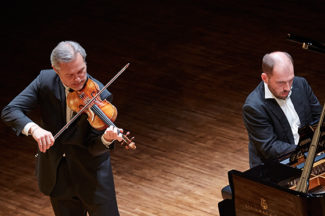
[55,76,67,125]
[261,84,295,144]
[55,77,83,136]
[257,82,287,125]
[264,99,288,125]
[290,80,305,125]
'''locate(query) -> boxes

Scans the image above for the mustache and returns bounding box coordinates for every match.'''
[73,79,86,85]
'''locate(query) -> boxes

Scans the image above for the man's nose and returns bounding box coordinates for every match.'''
[73,75,81,82]
[284,82,291,91]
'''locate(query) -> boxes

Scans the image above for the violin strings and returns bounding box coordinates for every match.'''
[90,104,116,128]
[90,104,128,141]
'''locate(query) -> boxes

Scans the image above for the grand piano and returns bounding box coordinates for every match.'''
[218,106,325,215]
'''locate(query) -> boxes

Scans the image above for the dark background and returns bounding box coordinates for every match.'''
[2,0,325,127]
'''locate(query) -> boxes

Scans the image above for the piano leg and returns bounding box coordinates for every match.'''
[218,199,235,216]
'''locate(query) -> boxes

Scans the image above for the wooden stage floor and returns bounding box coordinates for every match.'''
[1,0,325,215]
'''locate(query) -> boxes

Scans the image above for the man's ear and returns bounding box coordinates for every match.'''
[52,66,59,74]
[261,72,268,83]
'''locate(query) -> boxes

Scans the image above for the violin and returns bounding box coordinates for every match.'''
[67,78,118,130]
[53,63,136,150]
[66,78,136,149]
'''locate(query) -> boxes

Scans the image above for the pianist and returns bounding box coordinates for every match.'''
[243,51,322,168]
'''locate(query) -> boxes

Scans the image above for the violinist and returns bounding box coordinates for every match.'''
[1,41,123,216]
[243,51,322,168]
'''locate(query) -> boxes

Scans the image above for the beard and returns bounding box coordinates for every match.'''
[269,86,290,100]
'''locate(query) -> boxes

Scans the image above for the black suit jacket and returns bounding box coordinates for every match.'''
[243,76,322,168]
[1,69,117,204]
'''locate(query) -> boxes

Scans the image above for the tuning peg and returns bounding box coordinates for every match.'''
[128,141,136,150]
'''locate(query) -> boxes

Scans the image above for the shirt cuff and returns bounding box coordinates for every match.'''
[101,135,115,148]
[22,122,38,136]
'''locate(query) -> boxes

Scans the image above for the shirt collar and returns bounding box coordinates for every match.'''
[264,82,274,99]
[264,82,292,102]
[62,83,74,93]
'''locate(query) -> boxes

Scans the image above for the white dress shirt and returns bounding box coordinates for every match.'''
[264,82,301,145]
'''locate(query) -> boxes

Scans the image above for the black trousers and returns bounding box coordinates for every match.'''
[50,158,119,216]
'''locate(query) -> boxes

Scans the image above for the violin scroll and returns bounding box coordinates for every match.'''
[121,131,136,150]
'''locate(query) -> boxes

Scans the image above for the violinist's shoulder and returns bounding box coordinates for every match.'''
[88,75,102,85]
[37,69,60,90]
[39,69,56,77]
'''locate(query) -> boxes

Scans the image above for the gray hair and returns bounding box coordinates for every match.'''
[50,41,87,70]
[262,51,293,74]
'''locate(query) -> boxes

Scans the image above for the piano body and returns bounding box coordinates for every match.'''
[223,159,325,216]
[218,125,325,216]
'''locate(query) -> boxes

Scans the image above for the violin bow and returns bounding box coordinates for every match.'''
[53,63,130,140]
